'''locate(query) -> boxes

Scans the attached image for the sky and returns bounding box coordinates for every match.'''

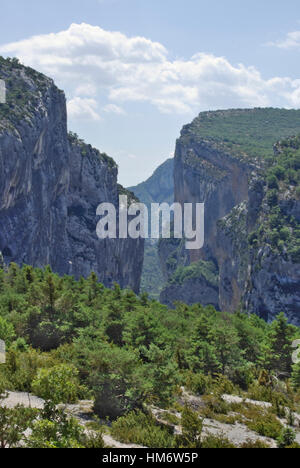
[1,0,300,186]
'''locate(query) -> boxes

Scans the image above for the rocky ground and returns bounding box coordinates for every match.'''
[0,391,44,409]
[1,389,300,448]
[0,392,144,449]
[177,388,300,446]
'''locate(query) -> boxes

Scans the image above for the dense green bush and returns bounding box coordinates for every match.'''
[0,405,37,448]
[248,413,283,439]
[111,411,176,448]
[185,372,213,395]
[277,427,296,448]
[32,364,87,404]
[201,434,236,448]
[26,402,85,448]
[178,405,203,448]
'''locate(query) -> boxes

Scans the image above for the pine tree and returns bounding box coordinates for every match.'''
[268,312,293,376]
[180,405,203,448]
[291,362,300,390]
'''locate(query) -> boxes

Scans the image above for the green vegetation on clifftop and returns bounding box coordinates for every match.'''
[181,108,300,162]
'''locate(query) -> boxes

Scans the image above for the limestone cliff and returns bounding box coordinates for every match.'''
[217,139,300,324]
[159,109,300,323]
[0,57,144,292]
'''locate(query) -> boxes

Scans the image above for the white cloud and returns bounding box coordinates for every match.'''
[268,30,300,49]
[1,23,300,119]
[103,103,126,114]
[67,97,101,121]
[74,82,98,97]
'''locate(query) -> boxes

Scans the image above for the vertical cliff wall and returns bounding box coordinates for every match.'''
[174,135,252,262]
[0,57,144,292]
[217,169,300,325]
[159,109,300,323]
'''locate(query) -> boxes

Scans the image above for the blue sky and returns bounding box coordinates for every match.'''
[1,0,300,185]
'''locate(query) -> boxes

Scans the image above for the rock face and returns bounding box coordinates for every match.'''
[159,109,300,323]
[0,57,144,292]
[217,185,300,325]
[174,138,252,263]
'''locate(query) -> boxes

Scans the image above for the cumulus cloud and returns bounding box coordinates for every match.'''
[268,30,300,49]
[67,97,101,121]
[1,23,300,119]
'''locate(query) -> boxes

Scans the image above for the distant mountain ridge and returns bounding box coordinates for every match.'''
[128,158,174,207]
